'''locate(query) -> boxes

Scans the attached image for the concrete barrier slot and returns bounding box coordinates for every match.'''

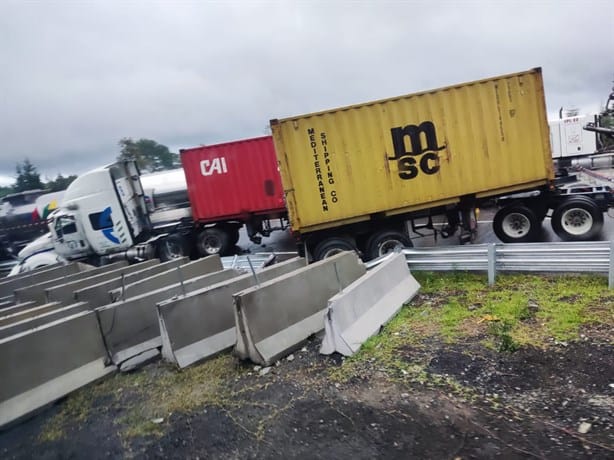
[0,310,115,428]
[320,252,420,356]
[0,302,62,328]
[158,257,306,368]
[0,302,89,341]
[97,267,238,366]
[45,259,159,305]
[0,263,85,299]
[74,258,187,308]
[234,252,366,366]
[14,261,128,304]
[108,256,222,301]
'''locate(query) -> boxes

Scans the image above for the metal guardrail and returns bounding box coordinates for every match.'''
[221,253,277,272]
[399,241,614,288]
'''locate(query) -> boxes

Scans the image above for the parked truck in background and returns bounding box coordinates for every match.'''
[271,67,614,260]
[549,83,614,170]
[0,189,64,260]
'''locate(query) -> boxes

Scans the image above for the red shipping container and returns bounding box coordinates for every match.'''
[180,136,286,223]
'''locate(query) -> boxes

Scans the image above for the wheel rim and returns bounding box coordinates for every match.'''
[202,235,221,254]
[560,208,593,235]
[377,239,404,257]
[501,212,531,238]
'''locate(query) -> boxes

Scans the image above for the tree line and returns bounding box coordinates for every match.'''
[1,138,179,198]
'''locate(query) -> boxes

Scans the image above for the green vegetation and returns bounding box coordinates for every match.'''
[39,272,613,444]
[40,354,247,441]
[331,272,613,382]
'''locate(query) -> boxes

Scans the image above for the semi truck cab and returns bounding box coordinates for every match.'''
[48,162,151,260]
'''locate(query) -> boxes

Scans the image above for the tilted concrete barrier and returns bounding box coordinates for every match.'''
[0,310,115,429]
[0,302,89,341]
[0,262,89,299]
[320,252,420,356]
[0,299,14,310]
[97,268,238,367]
[74,258,187,308]
[0,301,36,318]
[108,256,222,302]
[0,302,62,328]
[234,252,366,366]
[158,257,307,368]
[45,260,159,305]
[14,261,128,304]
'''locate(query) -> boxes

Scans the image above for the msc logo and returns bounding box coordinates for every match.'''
[200,157,228,176]
[388,121,445,180]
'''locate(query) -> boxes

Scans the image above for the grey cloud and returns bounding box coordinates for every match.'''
[0,0,612,181]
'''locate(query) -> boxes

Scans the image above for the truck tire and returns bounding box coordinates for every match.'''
[366,230,412,260]
[313,237,355,261]
[197,228,231,256]
[493,205,540,243]
[158,234,189,262]
[551,197,603,241]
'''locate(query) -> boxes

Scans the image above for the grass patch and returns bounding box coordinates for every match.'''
[40,353,245,442]
[329,271,613,383]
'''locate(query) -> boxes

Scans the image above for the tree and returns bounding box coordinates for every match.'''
[46,173,77,192]
[117,138,179,173]
[0,186,14,199]
[14,159,44,192]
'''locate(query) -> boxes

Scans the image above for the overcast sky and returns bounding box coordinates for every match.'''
[1,0,612,186]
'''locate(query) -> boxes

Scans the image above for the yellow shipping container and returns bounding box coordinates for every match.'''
[271,68,553,234]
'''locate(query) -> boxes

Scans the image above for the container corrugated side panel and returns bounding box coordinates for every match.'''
[272,68,552,233]
[180,136,286,222]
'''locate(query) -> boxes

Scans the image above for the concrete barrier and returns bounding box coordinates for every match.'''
[0,299,15,310]
[74,258,187,307]
[234,252,366,366]
[320,252,420,356]
[14,261,128,304]
[0,301,36,319]
[0,262,88,298]
[45,260,160,305]
[0,303,62,328]
[0,302,89,340]
[108,256,222,301]
[97,268,239,367]
[0,310,115,428]
[158,257,307,368]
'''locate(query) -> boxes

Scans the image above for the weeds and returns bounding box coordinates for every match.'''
[329,271,613,385]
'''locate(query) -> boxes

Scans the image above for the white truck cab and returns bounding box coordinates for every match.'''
[47,162,150,260]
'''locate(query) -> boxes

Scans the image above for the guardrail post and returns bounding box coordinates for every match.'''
[609,240,614,290]
[487,243,496,286]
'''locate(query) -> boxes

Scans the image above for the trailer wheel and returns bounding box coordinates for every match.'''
[197,228,231,256]
[158,234,189,262]
[493,205,540,243]
[366,230,413,260]
[313,237,355,261]
[551,197,603,241]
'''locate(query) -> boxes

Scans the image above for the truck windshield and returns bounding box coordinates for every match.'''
[54,216,77,236]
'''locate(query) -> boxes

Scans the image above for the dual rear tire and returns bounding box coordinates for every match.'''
[312,230,413,261]
[494,197,603,243]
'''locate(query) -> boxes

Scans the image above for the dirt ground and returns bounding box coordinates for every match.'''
[1,329,612,459]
